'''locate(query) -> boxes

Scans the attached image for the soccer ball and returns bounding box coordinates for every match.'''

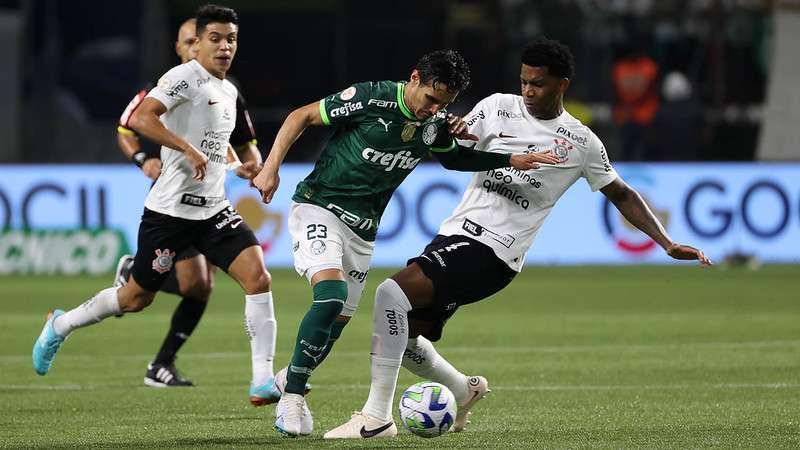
[398,381,457,438]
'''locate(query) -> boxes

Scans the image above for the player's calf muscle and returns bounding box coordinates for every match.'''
[117,285,155,312]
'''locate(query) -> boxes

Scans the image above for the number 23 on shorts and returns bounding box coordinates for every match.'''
[306,224,327,240]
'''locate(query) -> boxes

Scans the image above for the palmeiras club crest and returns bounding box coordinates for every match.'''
[152,248,176,274]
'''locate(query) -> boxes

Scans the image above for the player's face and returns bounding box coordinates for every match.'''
[406,70,459,120]
[520,64,569,120]
[175,21,198,64]
[196,22,238,78]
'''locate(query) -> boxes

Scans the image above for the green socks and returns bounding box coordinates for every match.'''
[285,280,348,395]
[313,319,347,369]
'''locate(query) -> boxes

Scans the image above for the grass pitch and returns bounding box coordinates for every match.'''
[1,265,799,448]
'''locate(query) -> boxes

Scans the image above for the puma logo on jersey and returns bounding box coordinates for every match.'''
[377,118,392,132]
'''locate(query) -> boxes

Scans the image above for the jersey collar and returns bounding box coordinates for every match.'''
[191,59,225,83]
[396,82,416,120]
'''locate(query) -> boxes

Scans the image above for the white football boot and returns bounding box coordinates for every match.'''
[274,393,312,437]
[112,254,134,288]
[323,411,397,439]
[451,375,490,432]
[274,366,312,395]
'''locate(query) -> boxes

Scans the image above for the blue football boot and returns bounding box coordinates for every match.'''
[249,377,281,406]
[32,309,66,376]
[250,366,312,406]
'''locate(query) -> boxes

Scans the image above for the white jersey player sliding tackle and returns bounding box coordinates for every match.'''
[324,37,711,439]
[32,4,290,403]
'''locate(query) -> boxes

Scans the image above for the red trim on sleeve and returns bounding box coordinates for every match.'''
[118,88,149,129]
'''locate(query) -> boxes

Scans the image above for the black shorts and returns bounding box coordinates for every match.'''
[176,246,201,261]
[407,234,517,341]
[131,206,258,292]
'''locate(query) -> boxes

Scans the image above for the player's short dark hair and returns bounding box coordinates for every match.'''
[521,38,574,80]
[195,4,239,36]
[415,50,470,93]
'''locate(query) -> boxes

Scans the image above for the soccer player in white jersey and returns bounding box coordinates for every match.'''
[115,18,269,394]
[32,5,281,403]
[325,37,711,439]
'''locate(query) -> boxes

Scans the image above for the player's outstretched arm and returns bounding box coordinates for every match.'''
[252,101,324,203]
[601,178,712,266]
[434,146,559,172]
[435,113,559,171]
[129,98,208,181]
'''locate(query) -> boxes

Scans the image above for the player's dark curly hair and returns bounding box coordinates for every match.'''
[521,38,574,80]
[195,4,239,36]
[415,50,470,93]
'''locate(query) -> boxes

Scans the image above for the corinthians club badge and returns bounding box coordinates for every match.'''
[401,121,420,142]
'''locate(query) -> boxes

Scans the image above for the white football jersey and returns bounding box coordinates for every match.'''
[438,93,618,272]
[144,59,238,220]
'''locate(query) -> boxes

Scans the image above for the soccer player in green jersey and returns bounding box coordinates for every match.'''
[252,49,557,436]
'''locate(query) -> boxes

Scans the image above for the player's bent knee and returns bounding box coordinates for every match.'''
[183,282,212,302]
[255,269,272,291]
[376,279,412,311]
[243,269,271,295]
[186,268,213,298]
[311,280,348,321]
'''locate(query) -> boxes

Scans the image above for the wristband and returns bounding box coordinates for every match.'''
[132,150,158,168]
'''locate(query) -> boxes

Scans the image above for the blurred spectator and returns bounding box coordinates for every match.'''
[649,71,703,161]
[612,43,659,160]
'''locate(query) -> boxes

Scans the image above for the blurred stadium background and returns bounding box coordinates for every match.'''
[1,1,798,448]
[1,0,799,272]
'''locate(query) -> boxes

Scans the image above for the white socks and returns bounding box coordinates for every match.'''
[52,287,122,337]
[402,335,469,403]
[245,291,277,386]
[362,279,412,421]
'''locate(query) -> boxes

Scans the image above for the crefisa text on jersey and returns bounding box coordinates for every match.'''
[361,148,421,172]
[329,101,363,118]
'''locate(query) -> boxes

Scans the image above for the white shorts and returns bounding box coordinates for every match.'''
[288,202,374,316]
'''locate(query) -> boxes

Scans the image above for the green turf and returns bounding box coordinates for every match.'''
[1,266,799,448]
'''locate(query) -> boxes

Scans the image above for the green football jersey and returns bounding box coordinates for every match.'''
[293,80,455,241]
